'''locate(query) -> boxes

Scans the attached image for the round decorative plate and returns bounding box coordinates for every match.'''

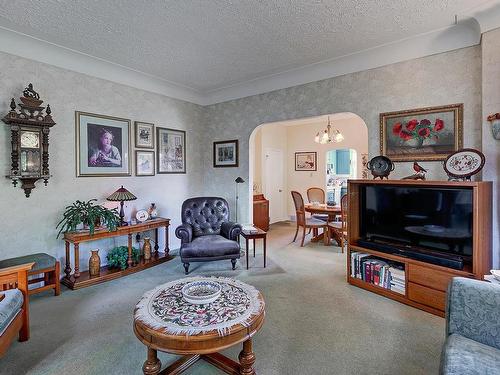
[136,209,149,222]
[444,148,485,179]
[367,155,394,177]
[181,280,222,305]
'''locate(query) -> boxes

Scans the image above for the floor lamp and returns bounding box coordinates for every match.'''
[235,177,245,222]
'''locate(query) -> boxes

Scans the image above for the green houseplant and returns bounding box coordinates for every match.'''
[106,246,140,270]
[56,199,119,238]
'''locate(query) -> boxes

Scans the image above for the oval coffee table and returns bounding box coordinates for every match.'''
[134,277,265,375]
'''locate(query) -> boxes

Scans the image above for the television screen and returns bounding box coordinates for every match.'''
[360,185,473,256]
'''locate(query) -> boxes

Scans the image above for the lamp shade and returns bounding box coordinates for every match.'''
[106,186,137,202]
[235,177,245,183]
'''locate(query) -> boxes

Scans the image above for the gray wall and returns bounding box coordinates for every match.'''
[202,46,483,228]
[0,51,205,269]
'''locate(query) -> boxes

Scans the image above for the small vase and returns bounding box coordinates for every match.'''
[143,237,152,261]
[89,250,101,277]
[405,137,424,148]
[148,203,158,219]
[492,119,500,140]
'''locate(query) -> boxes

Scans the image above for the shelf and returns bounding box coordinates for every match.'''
[61,252,173,290]
[348,276,406,298]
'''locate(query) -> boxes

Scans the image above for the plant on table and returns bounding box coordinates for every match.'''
[56,199,120,238]
[106,246,140,270]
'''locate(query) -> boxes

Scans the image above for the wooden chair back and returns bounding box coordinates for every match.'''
[291,191,306,226]
[340,194,348,233]
[306,187,325,204]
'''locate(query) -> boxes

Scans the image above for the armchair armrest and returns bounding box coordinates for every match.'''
[221,221,242,241]
[446,277,500,350]
[175,224,193,244]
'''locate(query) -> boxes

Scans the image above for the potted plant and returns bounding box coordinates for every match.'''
[106,246,140,270]
[56,199,120,238]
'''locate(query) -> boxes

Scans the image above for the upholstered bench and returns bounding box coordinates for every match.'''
[0,253,60,296]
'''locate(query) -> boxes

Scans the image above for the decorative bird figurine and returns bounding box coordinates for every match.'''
[413,162,427,174]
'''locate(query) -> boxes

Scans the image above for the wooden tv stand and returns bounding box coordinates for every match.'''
[347,180,492,317]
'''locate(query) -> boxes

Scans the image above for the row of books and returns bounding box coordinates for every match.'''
[350,252,406,295]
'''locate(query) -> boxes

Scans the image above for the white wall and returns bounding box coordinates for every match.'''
[481,28,500,268]
[0,51,204,271]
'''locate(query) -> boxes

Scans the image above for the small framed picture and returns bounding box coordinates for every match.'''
[295,152,317,171]
[157,127,186,174]
[135,150,155,176]
[134,121,154,149]
[75,111,131,177]
[213,140,239,168]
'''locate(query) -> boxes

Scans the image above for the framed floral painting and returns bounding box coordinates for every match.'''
[380,104,463,161]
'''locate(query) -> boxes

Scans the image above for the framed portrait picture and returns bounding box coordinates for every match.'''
[380,104,463,161]
[295,152,317,171]
[134,121,154,149]
[135,150,155,176]
[213,140,239,168]
[157,127,186,174]
[75,111,131,177]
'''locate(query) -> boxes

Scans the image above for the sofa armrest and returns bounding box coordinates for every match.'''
[175,224,193,244]
[220,221,242,241]
[446,277,500,350]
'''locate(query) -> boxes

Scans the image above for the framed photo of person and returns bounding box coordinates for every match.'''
[157,127,186,174]
[213,140,239,167]
[135,150,155,176]
[134,121,154,149]
[75,111,131,177]
[295,152,317,171]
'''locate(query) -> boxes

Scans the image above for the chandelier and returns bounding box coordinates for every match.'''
[314,116,344,144]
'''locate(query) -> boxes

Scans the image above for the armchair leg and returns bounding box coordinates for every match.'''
[183,263,190,275]
[231,259,237,270]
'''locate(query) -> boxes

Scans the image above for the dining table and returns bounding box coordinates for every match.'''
[304,203,342,244]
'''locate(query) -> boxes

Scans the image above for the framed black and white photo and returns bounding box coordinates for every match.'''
[134,121,154,149]
[135,150,155,176]
[75,111,131,177]
[213,140,239,167]
[157,127,186,174]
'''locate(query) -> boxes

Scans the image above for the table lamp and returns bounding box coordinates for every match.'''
[107,186,137,226]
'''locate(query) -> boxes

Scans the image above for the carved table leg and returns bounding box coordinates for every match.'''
[64,241,72,279]
[154,228,159,252]
[128,233,133,267]
[239,338,256,375]
[164,225,170,255]
[142,347,161,375]
[74,243,80,278]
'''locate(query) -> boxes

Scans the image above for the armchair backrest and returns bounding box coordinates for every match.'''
[181,197,230,237]
[307,187,325,204]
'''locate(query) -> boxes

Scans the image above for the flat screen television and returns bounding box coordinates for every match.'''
[359,185,473,269]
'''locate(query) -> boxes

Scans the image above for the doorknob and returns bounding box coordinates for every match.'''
[279,189,283,192]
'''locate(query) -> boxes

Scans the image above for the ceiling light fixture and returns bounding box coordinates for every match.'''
[314,116,344,144]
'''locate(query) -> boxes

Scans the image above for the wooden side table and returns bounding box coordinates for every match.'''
[241,228,267,270]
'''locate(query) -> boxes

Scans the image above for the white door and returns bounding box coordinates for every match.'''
[264,148,285,223]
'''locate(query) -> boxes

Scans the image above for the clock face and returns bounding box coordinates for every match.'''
[20,131,40,148]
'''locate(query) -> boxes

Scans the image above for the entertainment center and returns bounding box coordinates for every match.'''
[347,179,492,317]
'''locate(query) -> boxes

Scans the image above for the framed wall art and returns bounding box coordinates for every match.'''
[134,121,154,149]
[157,127,186,174]
[75,111,131,177]
[135,150,155,176]
[380,103,463,161]
[295,152,317,171]
[213,140,239,167]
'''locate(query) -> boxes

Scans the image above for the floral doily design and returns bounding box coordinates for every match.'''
[134,276,263,336]
[448,154,479,173]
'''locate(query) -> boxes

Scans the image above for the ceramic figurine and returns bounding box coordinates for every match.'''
[148,203,158,219]
[402,162,427,180]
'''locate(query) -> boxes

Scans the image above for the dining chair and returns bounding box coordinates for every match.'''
[306,187,329,222]
[291,191,329,247]
[327,194,348,252]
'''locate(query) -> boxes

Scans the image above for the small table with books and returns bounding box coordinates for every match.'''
[240,226,267,270]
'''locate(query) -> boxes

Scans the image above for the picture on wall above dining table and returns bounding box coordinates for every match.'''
[380,103,463,161]
[295,152,317,171]
[157,127,186,173]
[213,140,239,167]
[75,111,131,177]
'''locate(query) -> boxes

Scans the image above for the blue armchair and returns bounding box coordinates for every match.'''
[440,277,500,374]
[175,197,242,274]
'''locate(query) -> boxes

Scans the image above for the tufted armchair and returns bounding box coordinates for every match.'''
[175,197,242,274]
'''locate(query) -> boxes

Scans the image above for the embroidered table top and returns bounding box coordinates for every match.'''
[134,276,264,336]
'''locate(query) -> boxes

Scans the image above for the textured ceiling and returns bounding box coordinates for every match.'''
[0,0,490,93]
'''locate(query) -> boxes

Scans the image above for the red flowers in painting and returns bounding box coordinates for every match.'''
[391,118,445,144]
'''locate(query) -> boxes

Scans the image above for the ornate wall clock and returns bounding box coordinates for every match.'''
[2,83,56,197]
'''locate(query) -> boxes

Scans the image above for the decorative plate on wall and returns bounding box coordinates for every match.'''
[443,148,485,181]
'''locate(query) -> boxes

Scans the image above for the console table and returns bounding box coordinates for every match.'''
[62,217,172,290]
